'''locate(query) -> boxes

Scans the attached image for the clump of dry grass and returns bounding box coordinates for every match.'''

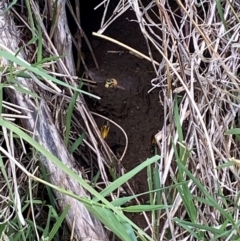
[96,0,240,239]
[1,0,240,240]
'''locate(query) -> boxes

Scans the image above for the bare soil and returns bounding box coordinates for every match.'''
[81,2,164,231]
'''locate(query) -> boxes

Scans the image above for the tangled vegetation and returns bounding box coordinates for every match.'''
[0,0,240,240]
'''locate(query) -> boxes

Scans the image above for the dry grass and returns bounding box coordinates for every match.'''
[1,0,240,240]
[95,0,240,239]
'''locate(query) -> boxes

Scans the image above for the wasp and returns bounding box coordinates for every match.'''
[86,70,128,91]
[105,78,125,90]
[100,121,110,139]
[150,135,157,154]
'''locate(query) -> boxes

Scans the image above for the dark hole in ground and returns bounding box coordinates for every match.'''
[75,1,165,233]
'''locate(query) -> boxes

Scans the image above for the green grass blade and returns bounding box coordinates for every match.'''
[68,132,85,154]
[36,22,43,62]
[225,128,240,135]
[85,204,135,241]
[0,0,17,15]
[176,158,234,223]
[215,0,229,36]
[25,0,35,37]
[123,204,170,212]
[0,50,100,99]
[93,155,160,201]
[48,205,71,241]
[65,80,83,146]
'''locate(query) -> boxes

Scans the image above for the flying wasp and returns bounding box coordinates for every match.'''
[86,70,129,91]
[100,121,110,139]
[105,78,125,90]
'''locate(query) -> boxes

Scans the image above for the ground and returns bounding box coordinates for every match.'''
[82,3,164,230]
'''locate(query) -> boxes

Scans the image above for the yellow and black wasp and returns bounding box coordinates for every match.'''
[100,121,110,139]
[86,70,125,90]
[150,135,158,154]
[105,78,125,90]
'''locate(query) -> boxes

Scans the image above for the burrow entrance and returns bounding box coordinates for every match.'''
[77,1,164,228]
